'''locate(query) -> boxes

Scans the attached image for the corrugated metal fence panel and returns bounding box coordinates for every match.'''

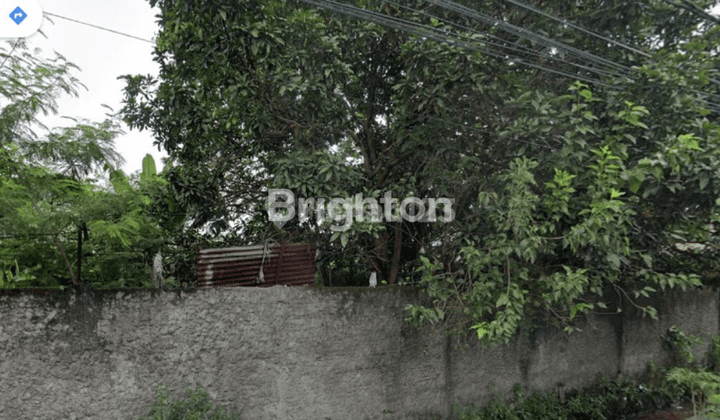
[197,242,316,287]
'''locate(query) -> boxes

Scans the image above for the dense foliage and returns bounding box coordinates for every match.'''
[120,0,720,342]
[453,377,681,420]
[455,330,720,420]
[0,40,190,288]
[137,384,243,420]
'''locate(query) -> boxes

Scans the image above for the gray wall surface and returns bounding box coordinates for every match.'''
[0,286,717,420]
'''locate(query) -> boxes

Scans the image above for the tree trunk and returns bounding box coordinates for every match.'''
[372,231,389,282]
[77,225,82,284]
[389,222,402,285]
[49,229,77,285]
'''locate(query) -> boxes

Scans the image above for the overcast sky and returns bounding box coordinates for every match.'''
[30,0,163,175]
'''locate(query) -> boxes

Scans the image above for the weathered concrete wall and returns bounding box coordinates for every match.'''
[0,286,717,420]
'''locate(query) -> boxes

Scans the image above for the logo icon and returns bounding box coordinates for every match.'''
[10,6,26,25]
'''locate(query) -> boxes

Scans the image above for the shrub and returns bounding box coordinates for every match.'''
[710,335,720,373]
[667,368,720,419]
[664,325,703,366]
[451,374,684,420]
[137,384,242,420]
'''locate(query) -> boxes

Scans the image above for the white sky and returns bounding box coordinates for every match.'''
[28,0,164,175]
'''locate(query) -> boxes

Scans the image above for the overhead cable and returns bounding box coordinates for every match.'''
[297,0,618,88]
[425,0,631,75]
[501,0,651,57]
[381,0,626,80]
[43,12,155,44]
[662,0,720,25]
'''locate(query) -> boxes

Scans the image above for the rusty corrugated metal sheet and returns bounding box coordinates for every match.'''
[197,242,316,287]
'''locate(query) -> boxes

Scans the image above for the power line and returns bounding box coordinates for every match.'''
[298,0,720,114]
[663,0,720,25]
[43,3,718,114]
[424,0,720,113]
[501,0,651,58]
[305,0,626,85]
[425,0,631,75]
[297,0,618,88]
[381,0,625,80]
[43,12,154,44]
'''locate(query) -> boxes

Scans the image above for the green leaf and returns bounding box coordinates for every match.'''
[141,154,157,181]
[699,173,709,190]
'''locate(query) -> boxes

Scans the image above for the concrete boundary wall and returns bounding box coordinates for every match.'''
[0,286,717,420]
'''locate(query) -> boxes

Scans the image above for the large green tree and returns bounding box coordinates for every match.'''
[122,0,720,342]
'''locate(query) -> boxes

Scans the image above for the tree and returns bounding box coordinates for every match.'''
[0,38,91,286]
[0,40,183,289]
[121,0,720,342]
[122,0,497,284]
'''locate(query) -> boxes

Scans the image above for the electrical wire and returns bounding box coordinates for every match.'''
[501,0,651,58]
[425,0,631,75]
[381,0,625,80]
[385,0,628,80]
[39,2,719,114]
[38,1,655,97]
[427,0,720,113]
[663,0,720,25]
[43,12,154,44]
[298,0,720,114]
[297,0,618,88]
